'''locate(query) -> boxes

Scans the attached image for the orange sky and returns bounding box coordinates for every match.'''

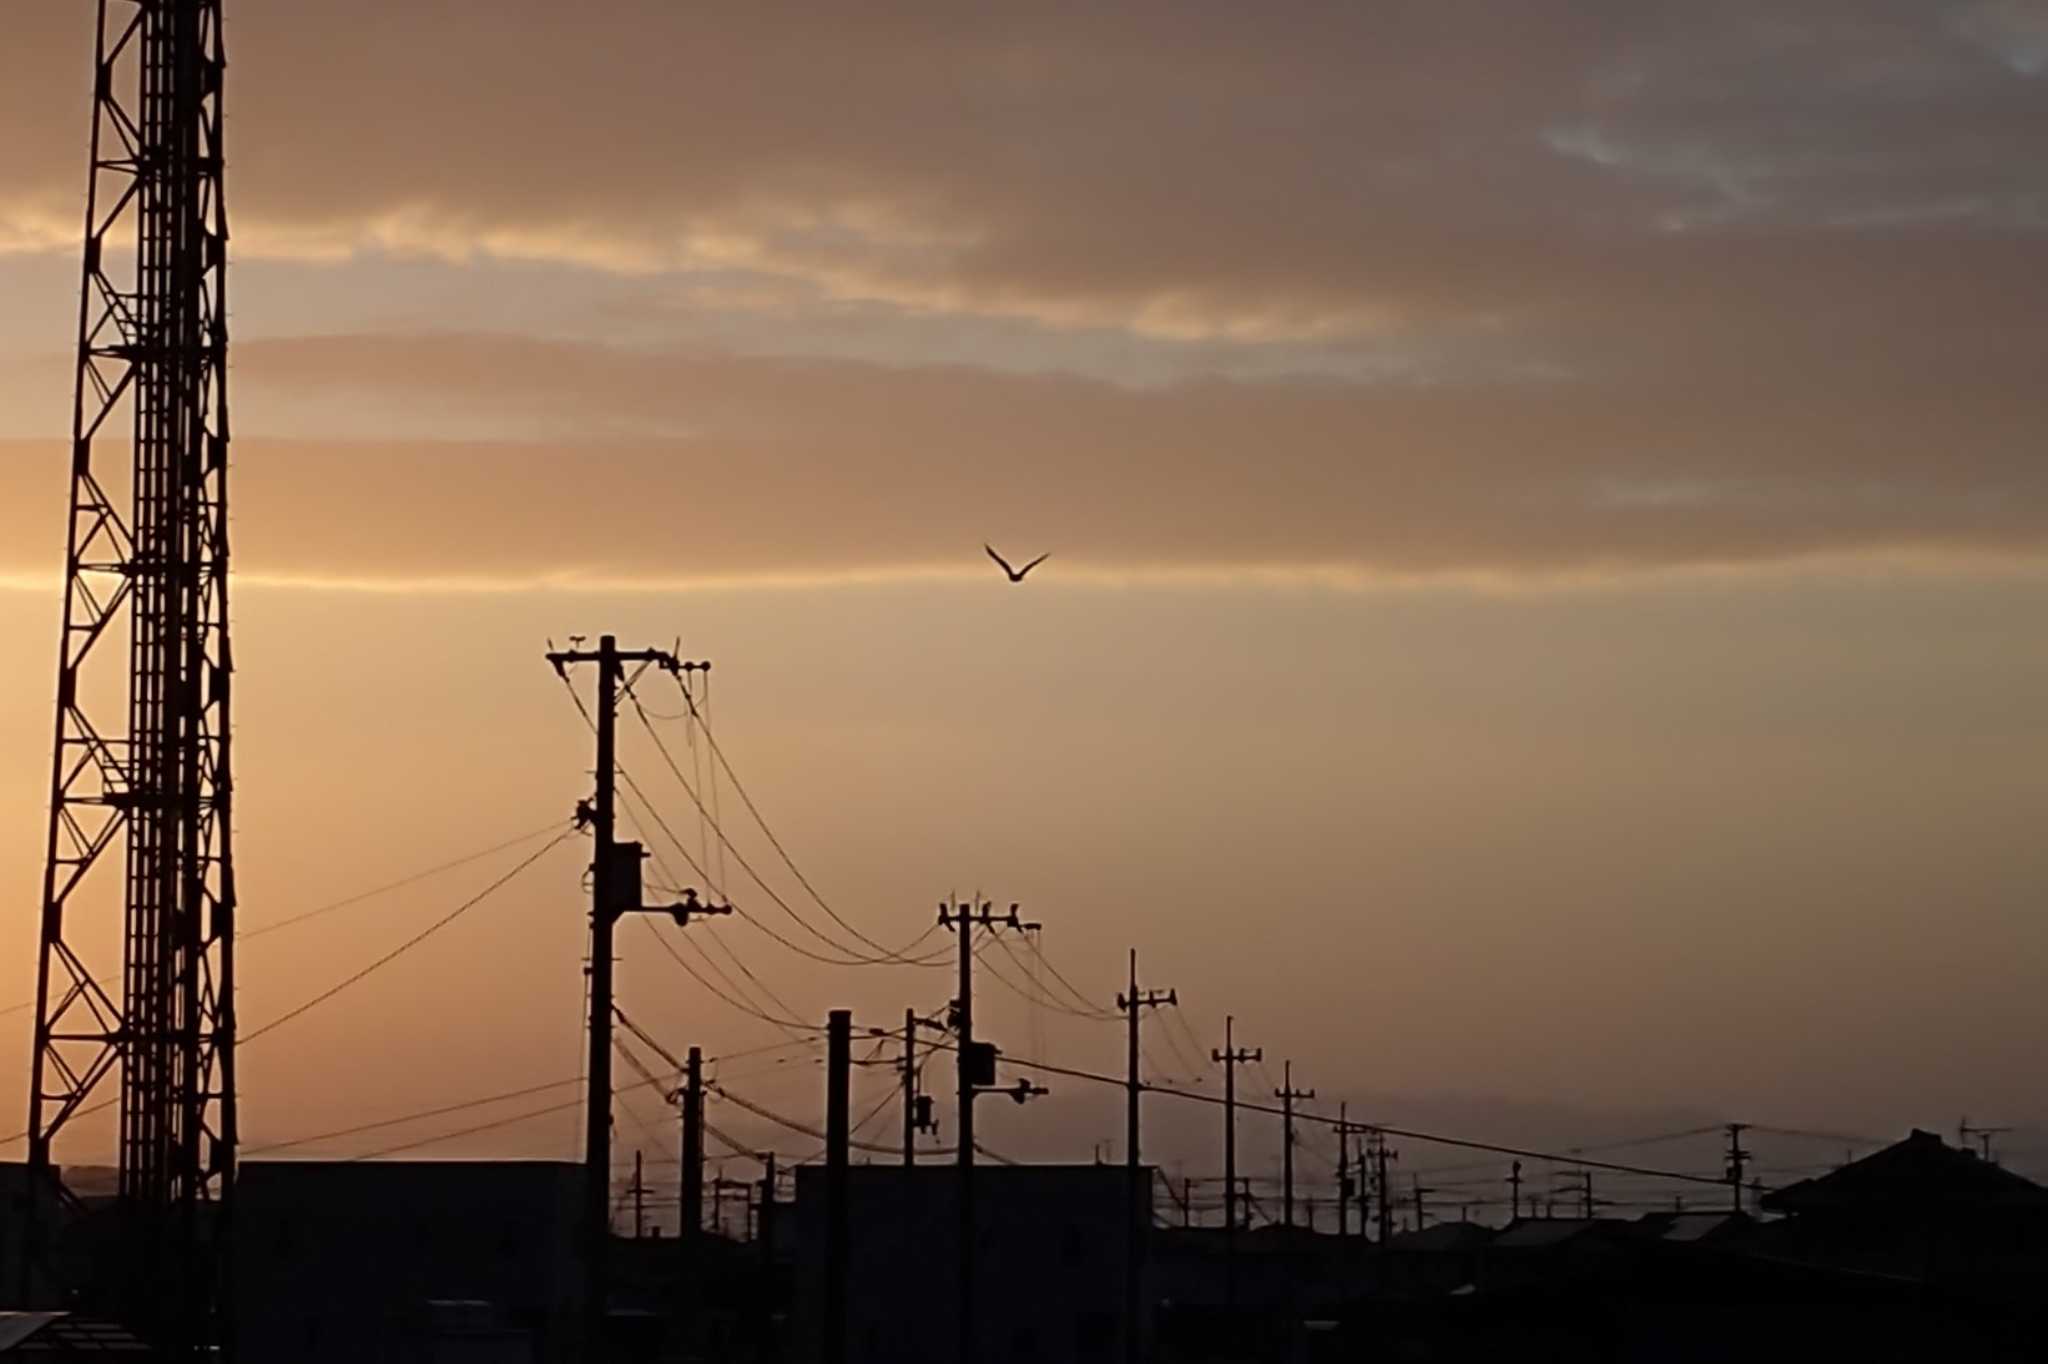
[2,1,2046,1192]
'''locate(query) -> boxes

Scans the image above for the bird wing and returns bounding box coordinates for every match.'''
[1017,552,1051,578]
[985,544,1018,577]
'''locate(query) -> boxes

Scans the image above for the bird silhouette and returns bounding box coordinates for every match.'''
[985,544,1049,583]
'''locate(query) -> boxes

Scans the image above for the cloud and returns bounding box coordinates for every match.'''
[1957,1,2048,76]
[5,1,2044,339]
[3,3,2039,585]
[2,328,2041,584]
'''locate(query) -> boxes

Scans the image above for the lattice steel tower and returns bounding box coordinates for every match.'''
[27,1,235,1352]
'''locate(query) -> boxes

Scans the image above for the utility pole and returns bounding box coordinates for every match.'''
[548,636,726,1350]
[1337,1105,1351,1238]
[1508,1160,1523,1223]
[713,1175,755,1240]
[938,898,1044,1364]
[1118,950,1175,1364]
[755,1150,779,1364]
[1275,1062,1316,1230]
[901,1009,945,1167]
[632,1151,646,1240]
[824,1010,851,1364]
[1370,1130,1398,1244]
[1724,1123,1751,1215]
[758,1152,778,1265]
[1960,1119,2010,1164]
[904,1008,919,1168]
[1212,1017,1261,1307]
[1554,1170,1593,1220]
[680,1047,705,1246]
[1212,1018,1262,1235]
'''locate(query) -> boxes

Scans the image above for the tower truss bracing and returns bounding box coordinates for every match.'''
[27,0,235,1352]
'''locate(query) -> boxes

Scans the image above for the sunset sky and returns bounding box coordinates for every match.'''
[3,1,2047,1196]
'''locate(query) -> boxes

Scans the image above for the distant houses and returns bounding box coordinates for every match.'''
[4,1127,2047,1360]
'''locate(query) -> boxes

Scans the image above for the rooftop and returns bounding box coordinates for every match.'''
[1763,1130,2048,1216]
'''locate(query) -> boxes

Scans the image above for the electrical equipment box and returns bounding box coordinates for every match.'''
[609,841,646,915]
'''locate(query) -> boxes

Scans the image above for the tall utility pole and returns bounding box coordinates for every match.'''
[1508,1160,1523,1222]
[938,897,1042,1364]
[1212,1017,1260,1308]
[1118,950,1175,1364]
[1369,1130,1398,1244]
[1275,1062,1315,1230]
[680,1047,705,1245]
[632,1151,646,1240]
[547,637,725,1350]
[28,1,236,1351]
[1724,1123,1751,1214]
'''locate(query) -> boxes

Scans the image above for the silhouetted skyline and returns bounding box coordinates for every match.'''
[3,1,2046,1181]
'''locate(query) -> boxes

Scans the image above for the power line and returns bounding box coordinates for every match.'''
[636,915,822,1035]
[618,684,917,962]
[1162,1009,1215,1083]
[0,1096,117,1149]
[617,788,816,1029]
[347,1067,674,1163]
[614,1008,686,1079]
[656,671,944,967]
[1406,1125,1727,1179]
[608,735,902,971]
[712,1082,911,1159]
[242,1032,822,1162]
[245,1077,586,1156]
[980,935,1116,1022]
[0,820,568,1022]
[908,1033,1730,1189]
[242,830,575,1046]
[243,821,568,944]
[1751,1123,1885,1147]
[352,1097,586,1161]
[614,1034,674,1103]
[1020,932,1115,1015]
[625,685,947,969]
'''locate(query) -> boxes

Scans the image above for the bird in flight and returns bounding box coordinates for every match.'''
[985,544,1049,583]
